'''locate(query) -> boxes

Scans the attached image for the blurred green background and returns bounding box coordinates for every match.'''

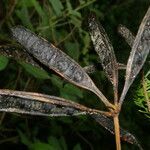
[0,0,150,150]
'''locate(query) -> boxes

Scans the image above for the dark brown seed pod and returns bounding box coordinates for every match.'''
[88,14,118,89]
[0,45,40,68]
[118,24,135,47]
[119,7,150,106]
[0,89,107,117]
[0,89,142,148]
[92,114,143,150]
[10,26,114,109]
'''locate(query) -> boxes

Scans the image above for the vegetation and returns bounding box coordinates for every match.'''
[0,0,150,150]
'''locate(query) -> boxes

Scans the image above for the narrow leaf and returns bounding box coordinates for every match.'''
[88,14,118,88]
[10,26,114,109]
[19,62,50,79]
[48,0,64,16]
[0,89,106,117]
[0,55,9,71]
[118,24,135,47]
[120,7,150,106]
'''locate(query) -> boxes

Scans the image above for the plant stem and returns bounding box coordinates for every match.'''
[113,115,121,150]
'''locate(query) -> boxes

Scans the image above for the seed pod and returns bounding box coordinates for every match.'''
[0,89,142,148]
[0,45,40,68]
[92,114,143,150]
[118,24,135,47]
[88,14,118,89]
[0,89,106,117]
[120,7,150,106]
[11,26,114,109]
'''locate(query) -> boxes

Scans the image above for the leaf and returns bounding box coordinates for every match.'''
[60,84,83,101]
[48,0,64,16]
[118,24,135,47]
[0,89,105,117]
[15,0,33,30]
[48,136,62,150]
[30,0,45,18]
[0,55,9,71]
[73,143,82,150]
[88,14,118,90]
[59,136,67,150]
[31,141,53,150]
[119,7,150,106]
[19,62,50,79]
[10,26,114,109]
[18,130,31,147]
[64,42,80,61]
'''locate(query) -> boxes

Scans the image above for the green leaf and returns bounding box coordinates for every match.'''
[18,130,31,147]
[48,136,62,150]
[60,84,83,101]
[59,137,68,150]
[19,62,50,79]
[64,42,80,61]
[70,15,81,27]
[66,0,72,12]
[0,56,9,71]
[49,0,64,16]
[31,141,54,150]
[73,143,82,150]
[50,75,64,88]
[15,0,33,30]
[82,30,90,55]
[30,0,45,18]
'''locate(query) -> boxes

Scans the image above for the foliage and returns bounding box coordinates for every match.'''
[0,0,150,150]
[134,71,150,119]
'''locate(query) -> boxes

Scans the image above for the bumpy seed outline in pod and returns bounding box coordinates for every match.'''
[55,56,70,72]
[142,28,150,41]
[41,103,56,113]
[73,69,84,82]
[65,64,84,83]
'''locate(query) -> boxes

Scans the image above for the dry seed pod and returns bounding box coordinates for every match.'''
[118,24,135,47]
[88,14,118,89]
[0,89,141,148]
[83,64,96,74]
[0,89,106,117]
[92,114,143,149]
[120,7,150,106]
[11,26,114,109]
[0,45,40,68]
